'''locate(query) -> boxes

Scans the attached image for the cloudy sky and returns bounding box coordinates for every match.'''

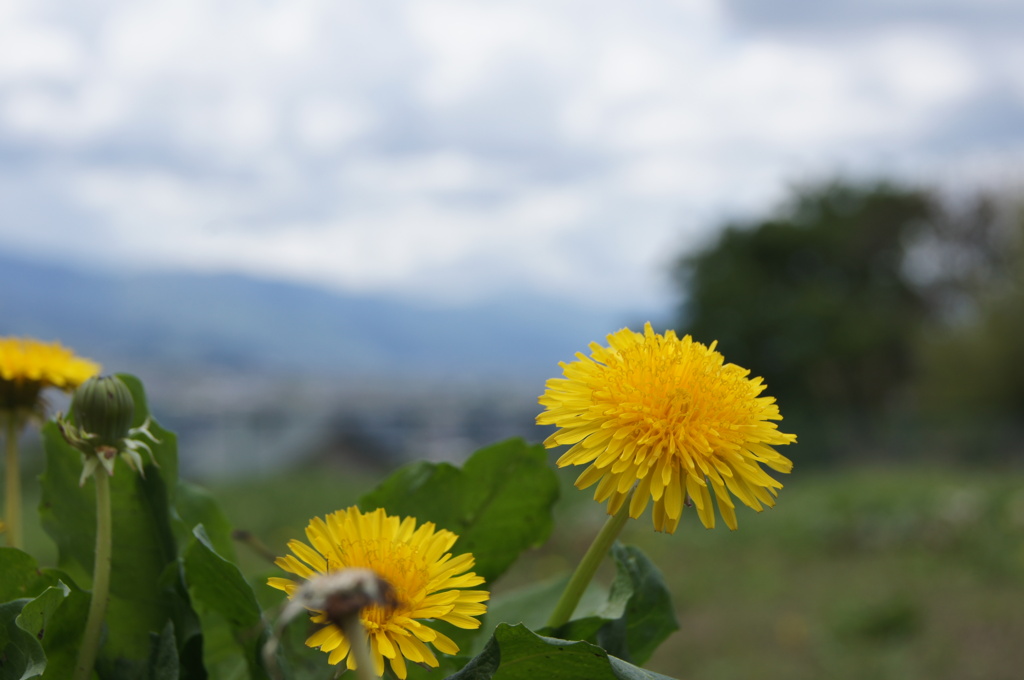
[1,0,1022,313]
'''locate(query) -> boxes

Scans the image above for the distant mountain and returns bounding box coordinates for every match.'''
[0,252,652,382]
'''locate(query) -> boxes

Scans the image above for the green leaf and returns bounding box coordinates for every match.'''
[0,547,89,680]
[0,598,45,680]
[447,623,678,680]
[175,481,237,563]
[469,575,608,658]
[0,583,70,680]
[486,575,575,635]
[143,623,179,680]
[360,438,559,584]
[183,525,270,680]
[39,374,203,678]
[0,548,57,602]
[404,653,472,680]
[597,545,678,664]
[15,582,70,646]
[550,544,678,666]
[37,574,90,680]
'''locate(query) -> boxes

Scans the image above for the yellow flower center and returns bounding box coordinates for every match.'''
[331,538,430,628]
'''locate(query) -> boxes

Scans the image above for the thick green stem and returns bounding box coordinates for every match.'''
[546,500,631,629]
[4,416,22,549]
[341,617,379,680]
[74,470,113,680]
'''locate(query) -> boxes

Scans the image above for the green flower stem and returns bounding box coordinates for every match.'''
[340,617,379,680]
[4,416,22,549]
[546,500,631,629]
[74,469,113,680]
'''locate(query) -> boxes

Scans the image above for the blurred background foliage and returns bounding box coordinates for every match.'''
[671,179,1024,465]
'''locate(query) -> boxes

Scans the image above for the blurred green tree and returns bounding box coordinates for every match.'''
[672,181,935,422]
[916,203,1024,423]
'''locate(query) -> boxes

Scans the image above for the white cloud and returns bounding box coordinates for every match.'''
[294,98,372,151]
[339,152,499,197]
[0,24,82,81]
[0,0,1021,312]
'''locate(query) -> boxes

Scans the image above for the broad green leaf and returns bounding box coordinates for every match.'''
[360,438,559,584]
[37,574,90,680]
[175,481,237,563]
[15,582,70,645]
[0,598,45,680]
[486,575,574,634]
[592,544,678,664]
[0,546,89,680]
[143,623,179,680]
[0,548,57,602]
[469,575,608,657]
[39,374,203,678]
[548,544,678,666]
[404,653,472,680]
[183,526,270,680]
[0,584,69,680]
[447,623,678,680]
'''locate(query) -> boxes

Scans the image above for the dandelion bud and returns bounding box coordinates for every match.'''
[72,376,135,447]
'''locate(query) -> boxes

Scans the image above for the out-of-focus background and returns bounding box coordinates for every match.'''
[2,1,1023,678]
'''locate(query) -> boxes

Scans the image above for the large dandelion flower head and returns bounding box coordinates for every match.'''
[268,506,489,679]
[538,323,796,533]
[0,337,100,419]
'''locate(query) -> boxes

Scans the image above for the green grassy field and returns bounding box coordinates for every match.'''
[209,460,1024,680]
[631,466,1024,680]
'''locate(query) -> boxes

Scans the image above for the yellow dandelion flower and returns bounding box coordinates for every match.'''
[0,337,100,417]
[268,506,489,679]
[538,323,796,532]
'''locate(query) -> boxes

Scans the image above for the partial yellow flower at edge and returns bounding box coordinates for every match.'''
[268,506,489,680]
[0,337,100,415]
[537,322,796,532]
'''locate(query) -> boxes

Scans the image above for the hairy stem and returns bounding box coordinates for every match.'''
[546,500,631,629]
[4,416,22,549]
[74,470,113,680]
[341,616,379,680]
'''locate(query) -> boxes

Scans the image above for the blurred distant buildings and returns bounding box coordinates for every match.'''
[145,369,549,479]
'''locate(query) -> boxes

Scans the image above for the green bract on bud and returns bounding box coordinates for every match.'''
[71,376,135,447]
